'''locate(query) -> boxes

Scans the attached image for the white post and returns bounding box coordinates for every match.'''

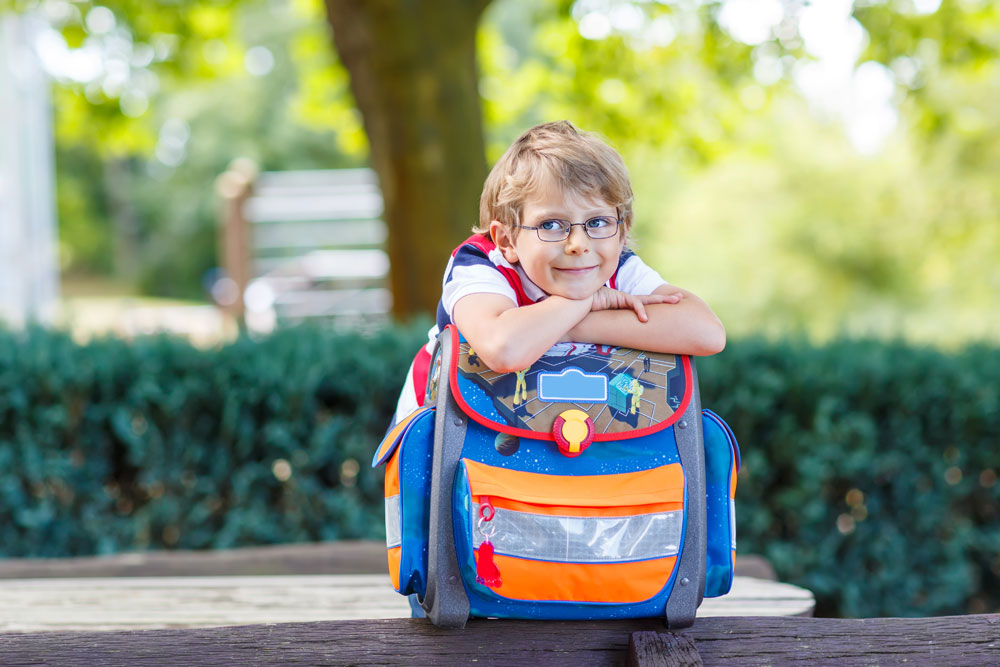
[0,12,60,327]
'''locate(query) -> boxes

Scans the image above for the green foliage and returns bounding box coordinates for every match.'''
[2,324,997,619]
[630,103,1000,345]
[480,0,774,163]
[479,0,1000,345]
[698,338,1000,618]
[0,322,427,555]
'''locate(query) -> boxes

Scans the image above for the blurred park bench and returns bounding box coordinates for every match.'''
[215,160,391,332]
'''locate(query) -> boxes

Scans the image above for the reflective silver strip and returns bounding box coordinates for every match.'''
[472,502,682,563]
[385,495,401,549]
[730,502,737,550]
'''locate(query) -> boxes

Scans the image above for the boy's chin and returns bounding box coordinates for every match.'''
[548,284,601,301]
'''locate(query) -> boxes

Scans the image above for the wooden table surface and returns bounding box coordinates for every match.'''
[0,574,814,632]
[0,542,813,633]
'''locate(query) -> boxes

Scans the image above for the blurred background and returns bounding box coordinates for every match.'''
[0,0,997,619]
[2,0,996,343]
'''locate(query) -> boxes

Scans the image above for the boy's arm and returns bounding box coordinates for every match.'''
[453,293,593,373]
[565,284,726,356]
[453,290,673,373]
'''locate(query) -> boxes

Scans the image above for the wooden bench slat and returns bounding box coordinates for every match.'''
[0,542,776,580]
[252,219,386,250]
[273,289,392,317]
[245,193,383,222]
[0,615,996,665]
[0,575,813,632]
[254,168,378,189]
[254,249,389,279]
[628,631,703,667]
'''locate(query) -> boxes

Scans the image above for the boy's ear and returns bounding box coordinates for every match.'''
[490,220,518,263]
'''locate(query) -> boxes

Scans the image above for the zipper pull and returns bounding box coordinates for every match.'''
[476,496,502,589]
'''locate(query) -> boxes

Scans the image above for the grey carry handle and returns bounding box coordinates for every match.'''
[664,358,707,629]
[420,326,471,628]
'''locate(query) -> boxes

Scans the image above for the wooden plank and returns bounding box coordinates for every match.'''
[0,542,774,579]
[244,191,383,222]
[273,289,392,318]
[628,631,703,667]
[252,218,386,250]
[253,249,388,280]
[0,575,812,632]
[0,615,996,666]
[254,168,377,190]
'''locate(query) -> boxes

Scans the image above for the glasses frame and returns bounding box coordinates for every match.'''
[517,213,624,243]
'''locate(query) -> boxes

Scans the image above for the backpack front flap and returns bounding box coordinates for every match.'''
[446,331,694,449]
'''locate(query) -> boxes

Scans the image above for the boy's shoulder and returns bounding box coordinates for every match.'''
[450,234,502,269]
[454,233,495,256]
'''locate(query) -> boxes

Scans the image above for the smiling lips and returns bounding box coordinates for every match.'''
[555,266,598,274]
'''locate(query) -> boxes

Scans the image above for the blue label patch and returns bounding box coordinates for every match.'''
[537,367,608,403]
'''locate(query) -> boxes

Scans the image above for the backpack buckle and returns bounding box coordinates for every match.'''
[552,409,595,457]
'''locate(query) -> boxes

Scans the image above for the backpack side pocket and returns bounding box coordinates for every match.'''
[701,408,740,598]
[374,406,435,596]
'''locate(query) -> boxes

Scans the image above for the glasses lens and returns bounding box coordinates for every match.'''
[585,217,620,239]
[537,220,570,242]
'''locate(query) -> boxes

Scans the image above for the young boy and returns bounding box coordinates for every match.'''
[394,120,724,421]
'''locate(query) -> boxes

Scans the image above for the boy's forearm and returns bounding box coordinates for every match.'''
[566,299,726,356]
[456,295,593,373]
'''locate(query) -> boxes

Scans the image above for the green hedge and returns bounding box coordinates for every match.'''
[0,323,427,556]
[1,325,997,619]
[697,340,1000,618]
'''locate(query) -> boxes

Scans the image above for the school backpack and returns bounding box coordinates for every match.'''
[372,325,740,629]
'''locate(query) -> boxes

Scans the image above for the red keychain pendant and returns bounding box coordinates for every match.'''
[476,496,502,588]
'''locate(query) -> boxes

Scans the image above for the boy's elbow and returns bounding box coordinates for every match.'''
[486,349,534,374]
[706,329,727,356]
[694,322,726,356]
[473,338,529,374]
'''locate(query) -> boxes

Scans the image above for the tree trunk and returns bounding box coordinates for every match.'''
[323,0,492,320]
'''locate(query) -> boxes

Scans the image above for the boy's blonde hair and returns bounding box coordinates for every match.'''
[476,121,634,238]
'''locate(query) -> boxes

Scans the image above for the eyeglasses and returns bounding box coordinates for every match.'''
[517,216,623,242]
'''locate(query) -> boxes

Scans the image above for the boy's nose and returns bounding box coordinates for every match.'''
[564,225,591,253]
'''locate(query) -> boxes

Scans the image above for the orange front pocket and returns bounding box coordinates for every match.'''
[461,459,686,604]
[475,553,678,603]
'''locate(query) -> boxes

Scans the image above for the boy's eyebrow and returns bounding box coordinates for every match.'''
[527,207,616,221]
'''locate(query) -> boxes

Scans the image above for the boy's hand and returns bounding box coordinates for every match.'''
[590,287,681,323]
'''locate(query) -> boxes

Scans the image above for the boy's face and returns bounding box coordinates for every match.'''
[491,184,625,300]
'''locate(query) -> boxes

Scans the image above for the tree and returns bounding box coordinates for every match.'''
[323,0,493,319]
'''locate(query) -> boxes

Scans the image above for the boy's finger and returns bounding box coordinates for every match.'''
[633,299,648,322]
[654,294,680,303]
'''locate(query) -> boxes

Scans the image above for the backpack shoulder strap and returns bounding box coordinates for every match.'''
[458,234,534,307]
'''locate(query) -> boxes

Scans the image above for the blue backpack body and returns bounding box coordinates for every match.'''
[373,326,739,628]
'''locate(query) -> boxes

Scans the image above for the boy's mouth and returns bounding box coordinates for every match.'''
[554,266,598,275]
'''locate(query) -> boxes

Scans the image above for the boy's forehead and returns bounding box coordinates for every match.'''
[521,181,613,217]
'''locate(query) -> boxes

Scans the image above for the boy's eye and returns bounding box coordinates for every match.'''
[586,217,615,229]
[539,219,568,232]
